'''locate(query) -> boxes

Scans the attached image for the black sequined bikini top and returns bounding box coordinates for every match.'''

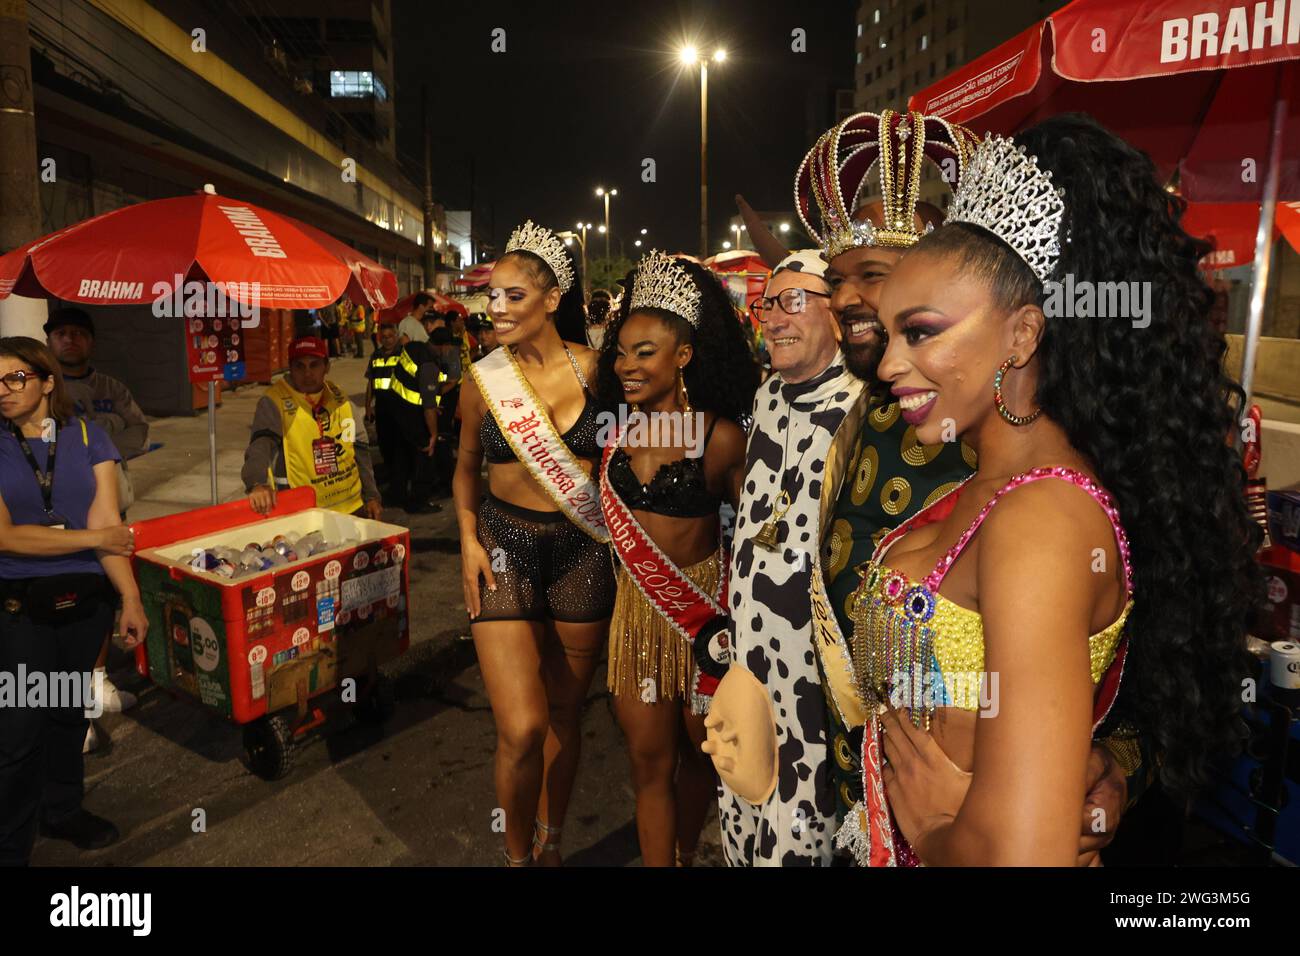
[480,395,603,463]
[607,415,722,519]
[479,345,605,465]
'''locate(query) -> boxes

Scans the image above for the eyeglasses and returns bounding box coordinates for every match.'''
[749,288,832,323]
[0,370,39,393]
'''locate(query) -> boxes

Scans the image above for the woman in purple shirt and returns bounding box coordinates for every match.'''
[0,337,144,866]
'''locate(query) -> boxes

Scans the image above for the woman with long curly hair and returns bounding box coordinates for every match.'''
[455,221,613,866]
[595,253,759,866]
[841,114,1260,866]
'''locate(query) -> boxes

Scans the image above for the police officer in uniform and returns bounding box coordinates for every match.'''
[385,334,445,514]
[365,318,402,500]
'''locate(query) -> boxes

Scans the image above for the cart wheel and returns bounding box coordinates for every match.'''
[354,675,396,725]
[242,714,294,780]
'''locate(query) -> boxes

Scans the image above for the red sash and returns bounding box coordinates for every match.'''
[599,430,729,694]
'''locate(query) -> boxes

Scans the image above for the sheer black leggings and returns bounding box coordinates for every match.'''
[474,493,615,623]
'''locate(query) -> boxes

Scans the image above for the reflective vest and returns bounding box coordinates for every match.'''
[370,353,400,396]
[390,343,448,408]
[267,377,364,514]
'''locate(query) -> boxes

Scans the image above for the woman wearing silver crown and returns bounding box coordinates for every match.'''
[837,114,1259,865]
[455,220,612,866]
[593,252,758,866]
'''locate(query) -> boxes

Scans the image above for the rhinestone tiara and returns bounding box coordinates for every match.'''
[944,134,1065,285]
[629,250,703,328]
[504,220,575,293]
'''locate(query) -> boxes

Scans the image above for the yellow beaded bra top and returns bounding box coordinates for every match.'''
[849,467,1134,729]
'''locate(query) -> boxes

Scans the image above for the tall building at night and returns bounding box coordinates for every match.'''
[852,0,1048,210]
[239,0,399,160]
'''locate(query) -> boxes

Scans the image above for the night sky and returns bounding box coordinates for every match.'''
[391,0,856,259]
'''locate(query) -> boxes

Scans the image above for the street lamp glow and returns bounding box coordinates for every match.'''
[598,224,607,233]
[679,45,698,65]
[779,222,790,232]
[634,239,642,247]
[713,49,727,62]
[563,237,573,246]
[722,240,732,249]
[596,186,606,197]
[640,228,647,235]
[610,188,618,197]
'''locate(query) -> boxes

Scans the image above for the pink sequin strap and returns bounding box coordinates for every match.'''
[923,466,1134,595]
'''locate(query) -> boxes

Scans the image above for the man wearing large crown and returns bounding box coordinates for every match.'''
[705,110,1144,866]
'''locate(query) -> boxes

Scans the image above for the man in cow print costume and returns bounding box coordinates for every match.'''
[714,249,865,866]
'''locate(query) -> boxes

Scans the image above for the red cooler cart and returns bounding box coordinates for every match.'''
[129,488,412,779]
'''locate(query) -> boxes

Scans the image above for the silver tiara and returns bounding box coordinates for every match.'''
[945,134,1065,284]
[504,220,575,293]
[629,250,703,328]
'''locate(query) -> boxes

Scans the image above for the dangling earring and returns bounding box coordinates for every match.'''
[993,356,1041,426]
[676,367,692,413]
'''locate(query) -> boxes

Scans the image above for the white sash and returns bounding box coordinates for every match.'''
[470,347,609,542]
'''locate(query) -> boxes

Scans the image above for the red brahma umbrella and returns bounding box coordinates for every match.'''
[0,184,398,310]
[0,184,399,504]
[378,290,469,325]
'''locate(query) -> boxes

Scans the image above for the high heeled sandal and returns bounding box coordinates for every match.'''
[503,847,534,867]
[533,818,563,856]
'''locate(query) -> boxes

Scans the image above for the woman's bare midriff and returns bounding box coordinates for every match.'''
[631,509,720,569]
[929,708,977,773]
[486,457,598,513]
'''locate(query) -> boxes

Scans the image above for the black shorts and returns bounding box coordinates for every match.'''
[474,493,615,624]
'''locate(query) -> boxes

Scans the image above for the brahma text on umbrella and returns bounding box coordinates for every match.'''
[1161,1,1300,63]
[76,280,144,299]
[218,204,288,258]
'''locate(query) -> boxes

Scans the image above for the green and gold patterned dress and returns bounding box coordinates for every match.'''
[819,397,976,825]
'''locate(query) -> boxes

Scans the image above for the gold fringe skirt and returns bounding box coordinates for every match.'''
[607,551,722,707]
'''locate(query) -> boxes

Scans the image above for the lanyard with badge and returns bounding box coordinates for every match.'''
[8,418,68,528]
[308,395,339,477]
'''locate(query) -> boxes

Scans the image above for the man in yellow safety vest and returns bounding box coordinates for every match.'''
[242,336,383,518]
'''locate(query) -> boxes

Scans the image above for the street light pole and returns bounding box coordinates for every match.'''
[580,224,589,287]
[596,187,618,258]
[561,228,589,294]
[699,59,708,260]
[679,46,723,259]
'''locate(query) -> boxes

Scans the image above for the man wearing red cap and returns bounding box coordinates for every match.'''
[241,336,382,518]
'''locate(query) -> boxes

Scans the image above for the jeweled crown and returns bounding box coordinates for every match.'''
[504,220,575,293]
[795,109,980,260]
[944,134,1065,284]
[629,250,703,328]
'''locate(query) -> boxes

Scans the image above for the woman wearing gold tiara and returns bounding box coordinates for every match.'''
[455,221,613,866]
[594,253,757,866]
[840,115,1260,865]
